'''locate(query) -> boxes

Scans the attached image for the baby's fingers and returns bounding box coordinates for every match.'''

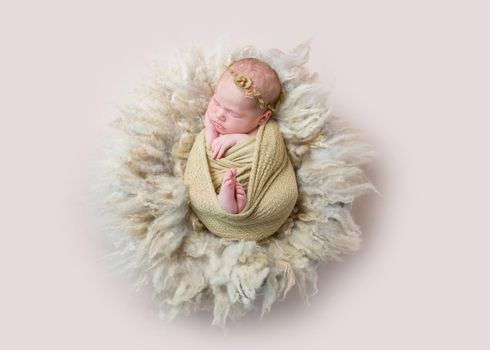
[212,145,219,159]
[211,139,219,155]
[216,144,228,159]
[212,142,223,159]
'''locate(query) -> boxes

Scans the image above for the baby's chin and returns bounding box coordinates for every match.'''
[218,125,260,135]
[218,129,238,134]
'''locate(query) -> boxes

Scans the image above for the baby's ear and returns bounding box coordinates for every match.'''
[258,110,272,125]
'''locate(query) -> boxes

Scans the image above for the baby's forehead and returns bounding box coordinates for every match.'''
[215,78,257,109]
[216,59,281,106]
[219,64,276,87]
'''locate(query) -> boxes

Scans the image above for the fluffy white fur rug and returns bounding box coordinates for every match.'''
[93,40,378,328]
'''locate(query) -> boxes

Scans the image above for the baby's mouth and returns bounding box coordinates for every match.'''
[212,120,225,129]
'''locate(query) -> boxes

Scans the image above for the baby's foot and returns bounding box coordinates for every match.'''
[204,113,219,146]
[218,168,238,214]
[235,181,247,213]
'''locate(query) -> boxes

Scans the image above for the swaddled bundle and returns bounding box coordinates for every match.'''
[184,119,298,241]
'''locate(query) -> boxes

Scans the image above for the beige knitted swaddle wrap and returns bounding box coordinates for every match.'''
[184,119,298,241]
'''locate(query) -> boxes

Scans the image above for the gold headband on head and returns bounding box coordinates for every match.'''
[226,62,283,112]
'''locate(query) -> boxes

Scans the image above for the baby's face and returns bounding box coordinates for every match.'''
[205,75,269,135]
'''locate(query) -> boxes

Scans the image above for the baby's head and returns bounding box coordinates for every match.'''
[205,58,282,134]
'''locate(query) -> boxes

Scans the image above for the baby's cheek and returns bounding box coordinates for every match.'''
[205,104,214,116]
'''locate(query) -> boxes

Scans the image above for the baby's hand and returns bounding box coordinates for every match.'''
[211,134,237,159]
[203,113,219,145]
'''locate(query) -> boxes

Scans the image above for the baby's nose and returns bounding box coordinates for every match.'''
[216,108,226,120]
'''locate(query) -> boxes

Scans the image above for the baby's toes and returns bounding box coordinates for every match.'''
[224,168,236,180]
[235,182,245,195]
[224,177,235,186]
[235,182,247,212]
[222,175,235,190]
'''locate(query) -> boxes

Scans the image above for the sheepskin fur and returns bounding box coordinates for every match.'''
[93,40,378,328]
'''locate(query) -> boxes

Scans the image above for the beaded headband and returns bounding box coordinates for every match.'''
[226,62,283,112]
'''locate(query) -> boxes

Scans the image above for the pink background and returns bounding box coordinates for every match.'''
[1,0,489,348]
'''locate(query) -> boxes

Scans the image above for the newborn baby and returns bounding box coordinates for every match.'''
[202,58,282,214]
[184,57,297,240]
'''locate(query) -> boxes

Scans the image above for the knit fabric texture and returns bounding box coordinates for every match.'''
[207,135,255,194]
[184,119,298,241]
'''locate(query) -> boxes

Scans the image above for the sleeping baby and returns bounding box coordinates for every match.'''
[203,58,282,214]
[184,58,298,241]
